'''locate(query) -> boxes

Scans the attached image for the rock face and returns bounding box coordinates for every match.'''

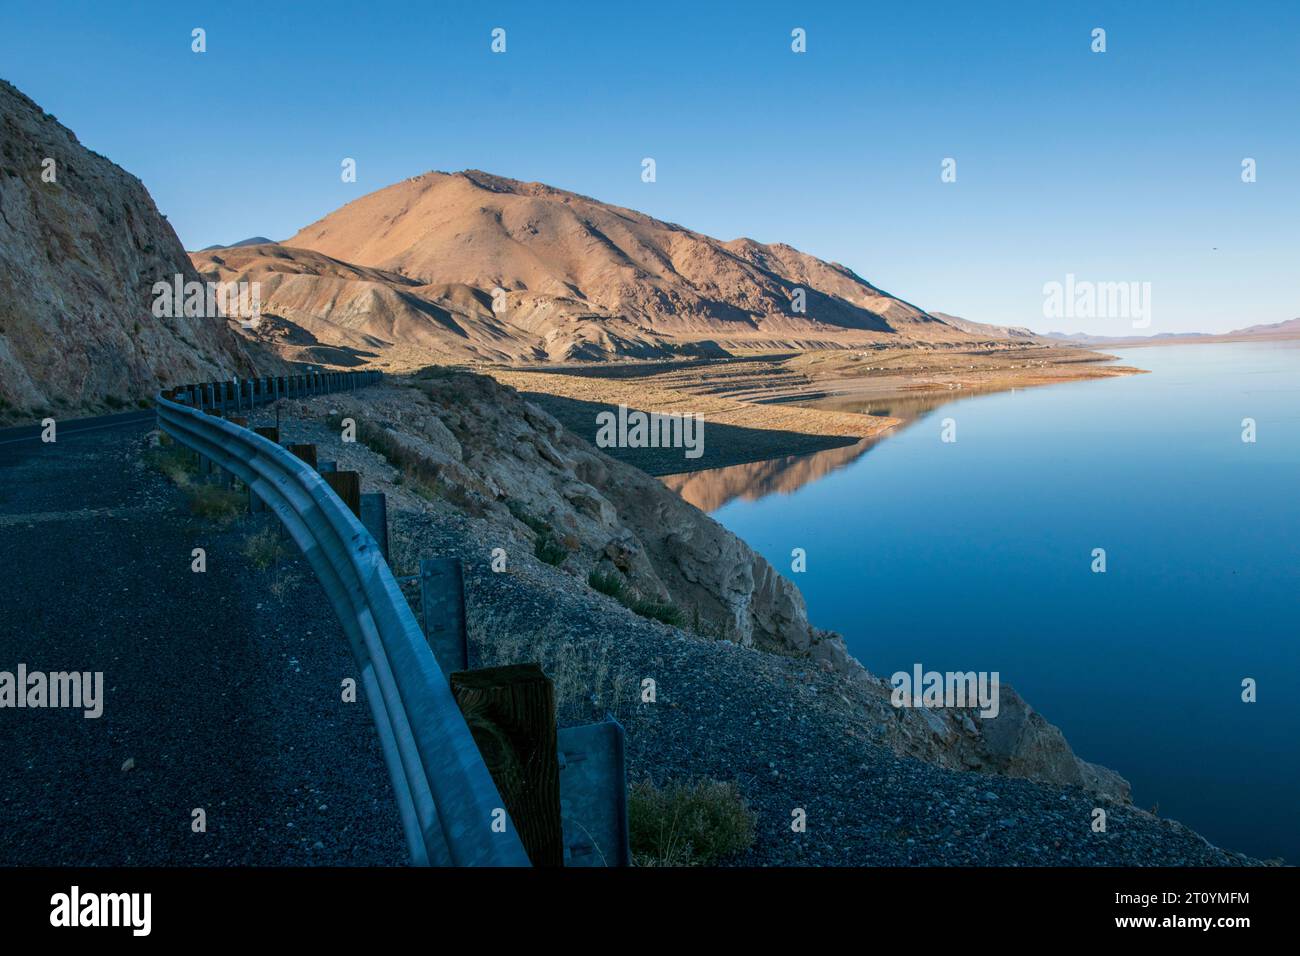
[295,370,1130,802]
[0,80,254,417]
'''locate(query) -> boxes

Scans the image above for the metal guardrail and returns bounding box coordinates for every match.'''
[155,371,530,867]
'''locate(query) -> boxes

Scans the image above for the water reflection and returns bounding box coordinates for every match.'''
[661,388,996,511]
[660,437,879,512]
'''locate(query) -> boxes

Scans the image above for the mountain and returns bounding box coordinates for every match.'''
[193,169,994,366]
[199,236,277,251]
[930,312,1039,340]
[0,80,255,416]
[189,242,715,365]
[1230,317,1300,337]
[1046,318,1300,347]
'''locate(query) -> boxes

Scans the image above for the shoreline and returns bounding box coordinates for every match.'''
[489,345,1145,477]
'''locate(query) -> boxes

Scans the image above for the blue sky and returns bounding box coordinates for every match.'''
[2,0,1296,334]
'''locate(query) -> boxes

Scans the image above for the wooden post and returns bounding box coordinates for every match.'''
[289,443,317,470]
[324,470,362,517]
[450,664,564,867]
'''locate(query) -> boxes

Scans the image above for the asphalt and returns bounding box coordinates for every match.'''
[0,414,405,865]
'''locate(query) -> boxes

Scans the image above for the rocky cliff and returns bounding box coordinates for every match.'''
[0,80,254,418]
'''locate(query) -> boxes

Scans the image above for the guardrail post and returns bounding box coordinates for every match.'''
[289,443,317,470]
[450,664,565,867]
[323,470,362,517]
[557,720,631,867]
[420,558,469,674]
[361,493,389,562]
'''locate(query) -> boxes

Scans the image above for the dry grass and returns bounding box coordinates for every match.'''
[268,565,304,601]
[588,569,684,627]
[628,778,756,866]
[184,482,245,524]
[145,438,245,524]
[144,442,198,486]
[242,526,287,570]
[473,610,632,724]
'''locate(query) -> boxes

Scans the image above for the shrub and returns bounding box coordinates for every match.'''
[145,444,197,486]
[506,500,550,536]
[588,569,627,600]
[588,569,685,627]
[507,501,569,566]
[534,533,570,566]
[185,482,245,523]
[242,526,287,570]
[628,778,756,866]
[626,595,685,627]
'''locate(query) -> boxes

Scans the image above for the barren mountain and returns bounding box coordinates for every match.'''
[197,169,987,367]
[189,242,702,366]
[0,80,255,418]
[930,311,1039,340]
[199,236,277,251]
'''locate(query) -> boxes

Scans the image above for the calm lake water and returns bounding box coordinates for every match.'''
[692,341,1300,863]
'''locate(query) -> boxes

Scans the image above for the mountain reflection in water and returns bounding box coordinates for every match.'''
[661,388,988,512]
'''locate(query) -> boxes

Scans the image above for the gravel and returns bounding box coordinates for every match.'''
[0,421,404,865]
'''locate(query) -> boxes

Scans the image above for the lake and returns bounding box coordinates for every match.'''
[675,341,1300,863]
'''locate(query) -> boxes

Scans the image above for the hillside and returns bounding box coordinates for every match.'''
[0,80,255,418]
[189,242,699,365]
[193,169,996,367]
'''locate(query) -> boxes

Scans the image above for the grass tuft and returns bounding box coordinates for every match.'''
[587,569,684,627]
[588,569,626,600]
[145,444,198,486]
[242,526,287,570]
[508,501,570,566]
[628,778,757,866]
[185,483,245,523]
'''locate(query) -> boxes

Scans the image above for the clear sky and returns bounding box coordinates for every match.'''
[2,0,1297,335]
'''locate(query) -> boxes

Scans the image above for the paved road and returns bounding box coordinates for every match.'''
[0,414,404,865]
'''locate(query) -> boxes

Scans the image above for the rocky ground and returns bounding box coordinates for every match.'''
[246,373,1261,865]
[0,420,404,865]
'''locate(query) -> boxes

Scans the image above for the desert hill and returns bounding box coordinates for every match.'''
[195,169,997,367]
[286,170,975,347]
[188,242,713,365]
[930,311,1039,340]
[199,236,277,251]
[0,80,255,417]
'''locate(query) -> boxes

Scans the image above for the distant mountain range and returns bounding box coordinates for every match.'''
[199,236,277,251]
[1045,318,1300,346]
